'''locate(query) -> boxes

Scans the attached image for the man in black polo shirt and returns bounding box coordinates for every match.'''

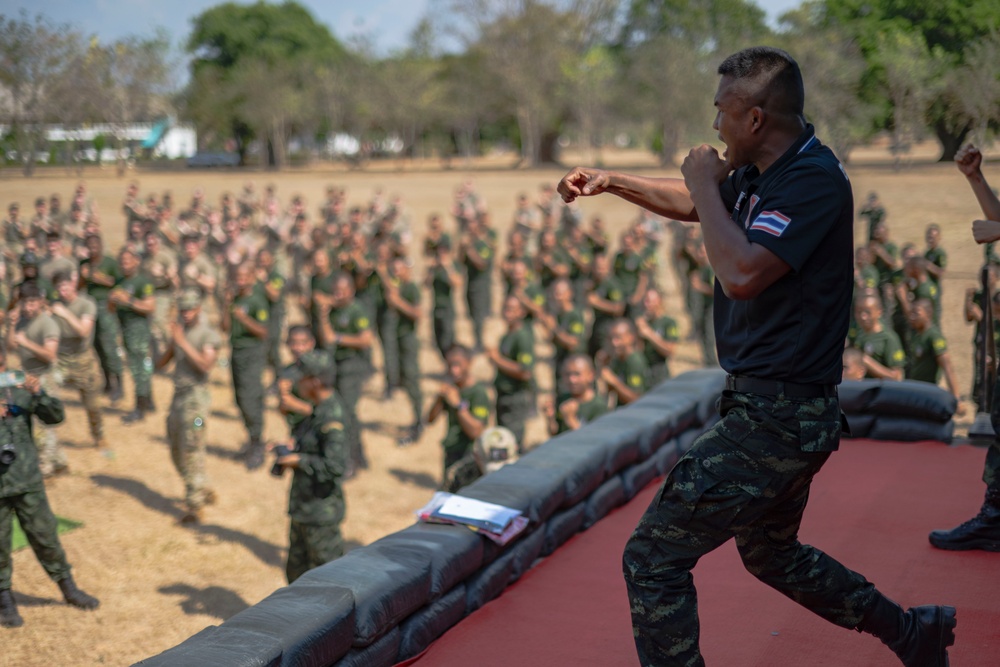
[559,46,954,667]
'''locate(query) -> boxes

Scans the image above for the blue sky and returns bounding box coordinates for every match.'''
[3,0,804,54]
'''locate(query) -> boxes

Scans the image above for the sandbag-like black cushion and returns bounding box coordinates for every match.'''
[466,547,517,613]
[223,584,355,667]
[583,475,626,529]
[516,434,608,508]
[396,586,467,662]
[294,547,431,648]
[509,525,547,583]
[369,522,483,599]
[459,463,566,524]
[542,503,586,556]
[841,379,956,422]
[837,381,880,414]
[569,416,644,475]
[842,413,876,438]
[621,454,662,501]
[334,627,400,667]
[135,625,282,667]
[868,416,955,443]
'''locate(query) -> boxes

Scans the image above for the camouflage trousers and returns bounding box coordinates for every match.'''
[34,372,66,476]
[0,487,71,590]
[167,386,211,511]
[286,519,344,584]
[56,351,103,442]
[150,291,173,364]
[121,319,153,400]
[622,391,876,666]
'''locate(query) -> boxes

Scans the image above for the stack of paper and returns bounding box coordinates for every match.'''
[416,492,529,546]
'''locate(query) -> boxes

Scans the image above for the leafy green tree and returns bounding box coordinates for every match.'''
[821,0,1000,160]
[184,1,350,168]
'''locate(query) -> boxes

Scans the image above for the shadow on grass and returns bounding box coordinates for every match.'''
[158,583,249,620]
[387,468,438,490]
[90,473,285,568]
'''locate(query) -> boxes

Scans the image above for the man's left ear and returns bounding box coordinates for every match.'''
[750,107,764,132]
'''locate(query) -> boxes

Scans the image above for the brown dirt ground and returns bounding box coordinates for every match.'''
[1,142,997,666]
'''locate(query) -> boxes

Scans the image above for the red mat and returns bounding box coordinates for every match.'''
[399,440,1000,666]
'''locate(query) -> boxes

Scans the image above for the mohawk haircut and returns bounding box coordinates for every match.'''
[717,46,805,119]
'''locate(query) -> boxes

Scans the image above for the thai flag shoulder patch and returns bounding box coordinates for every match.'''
[749,210,791,237]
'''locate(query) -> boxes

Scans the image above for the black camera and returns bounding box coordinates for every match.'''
[0,443,15,466]
[270,444,291,477]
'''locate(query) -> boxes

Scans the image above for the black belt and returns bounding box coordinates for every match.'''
[725,375,837,399]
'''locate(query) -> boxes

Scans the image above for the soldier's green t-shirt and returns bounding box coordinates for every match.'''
[538,250,570,290]
[396,281,421,338]
[908,279,941,323]
[554,391,609,434]
[289,394,348,525]
[906,326,948,384]
[494,325,535,395]
[555,307,586,355]
[924,247,947,284]
[115,272,155,328]
[309,271,337,324]
[465,237,494,282]
[178,253,216,296]
[260,268,286,310]
[424,232,451,256]
[328,301,371,363]
[643,314,680,371]
[174,319,222,391]
[610,351,650,397]
[442,382,491,465]
[874,242,898,285]
[590,275,625,334]
[54,294,97,356]
[854,328,906,375]
[16,312,60,374]
[39,254,78,285]
[142,249,176,292]
[431,262,459,312]
[81,255,121,303]
[857,265,879,291]
[613,250,644,297]
[229,288,269,349]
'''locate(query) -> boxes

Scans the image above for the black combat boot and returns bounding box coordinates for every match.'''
[121,398,146,424]
[108,374,123,403]
[58,576,99,610]
[929,490,1000,552]
[857,594,956,667]
[144,395,156,414]
[0,589,23,628]
[244,437,265,471]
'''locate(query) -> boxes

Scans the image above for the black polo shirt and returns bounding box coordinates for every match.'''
[714,125,853,385]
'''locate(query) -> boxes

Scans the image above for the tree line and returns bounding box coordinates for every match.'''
[1,0,998,174]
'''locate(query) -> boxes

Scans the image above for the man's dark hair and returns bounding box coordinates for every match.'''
[286,324,314,343]
[444,344,472,361]
[52,271,74,286]
[717,46,804,119]
[46,230,61,241]
[19,281,42,300]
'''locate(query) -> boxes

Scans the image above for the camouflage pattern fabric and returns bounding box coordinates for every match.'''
[622,390,876,666]
[121,318,152,400]
[35,372,66,476]
[56,351,103,440]
[0,489,72,590]
[442,453,482,493]
[166,387,211,511]
[231,343,265,441]
[93,306,123,378]
[285,519,344,584]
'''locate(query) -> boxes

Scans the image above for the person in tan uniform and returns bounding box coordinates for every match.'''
[141,230,178,364]
[156,290,222,524]
[49,271,105,449]
[6,283,64,476]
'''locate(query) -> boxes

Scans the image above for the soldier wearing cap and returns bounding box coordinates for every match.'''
[156,289,221,524]
[271,352,348,583]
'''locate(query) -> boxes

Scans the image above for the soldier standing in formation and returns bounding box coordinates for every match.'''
[80,234,124,402]
[157,290,222,525]
[109,247,155,423]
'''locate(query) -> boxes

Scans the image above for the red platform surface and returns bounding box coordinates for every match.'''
[399,440,1000,666]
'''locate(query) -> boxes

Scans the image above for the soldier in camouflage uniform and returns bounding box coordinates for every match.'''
[109,247,156,423]
[272,354,348,583]
[141,230,177,365]
[80,234,123,401]
[7,283,63,476]
[930,145,1000,553]
[49,272,105,449]
[224,263,270,469]
[156,290,221,525]
[560,46,954,667]
[319,273,374,474]
[0,356,100,628]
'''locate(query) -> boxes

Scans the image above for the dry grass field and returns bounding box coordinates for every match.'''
[1,141,997,666]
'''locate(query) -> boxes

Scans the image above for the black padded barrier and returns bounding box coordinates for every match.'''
[369,523,484,600]
[333,627,400,667]
[222,584,355,667]
[293,546,430,648]
[516,434,608,507]
[582,475,627,529]
[459,464,567,524]
[136,625,283,666]
[542,503,587,556]
[396,585,467,662]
